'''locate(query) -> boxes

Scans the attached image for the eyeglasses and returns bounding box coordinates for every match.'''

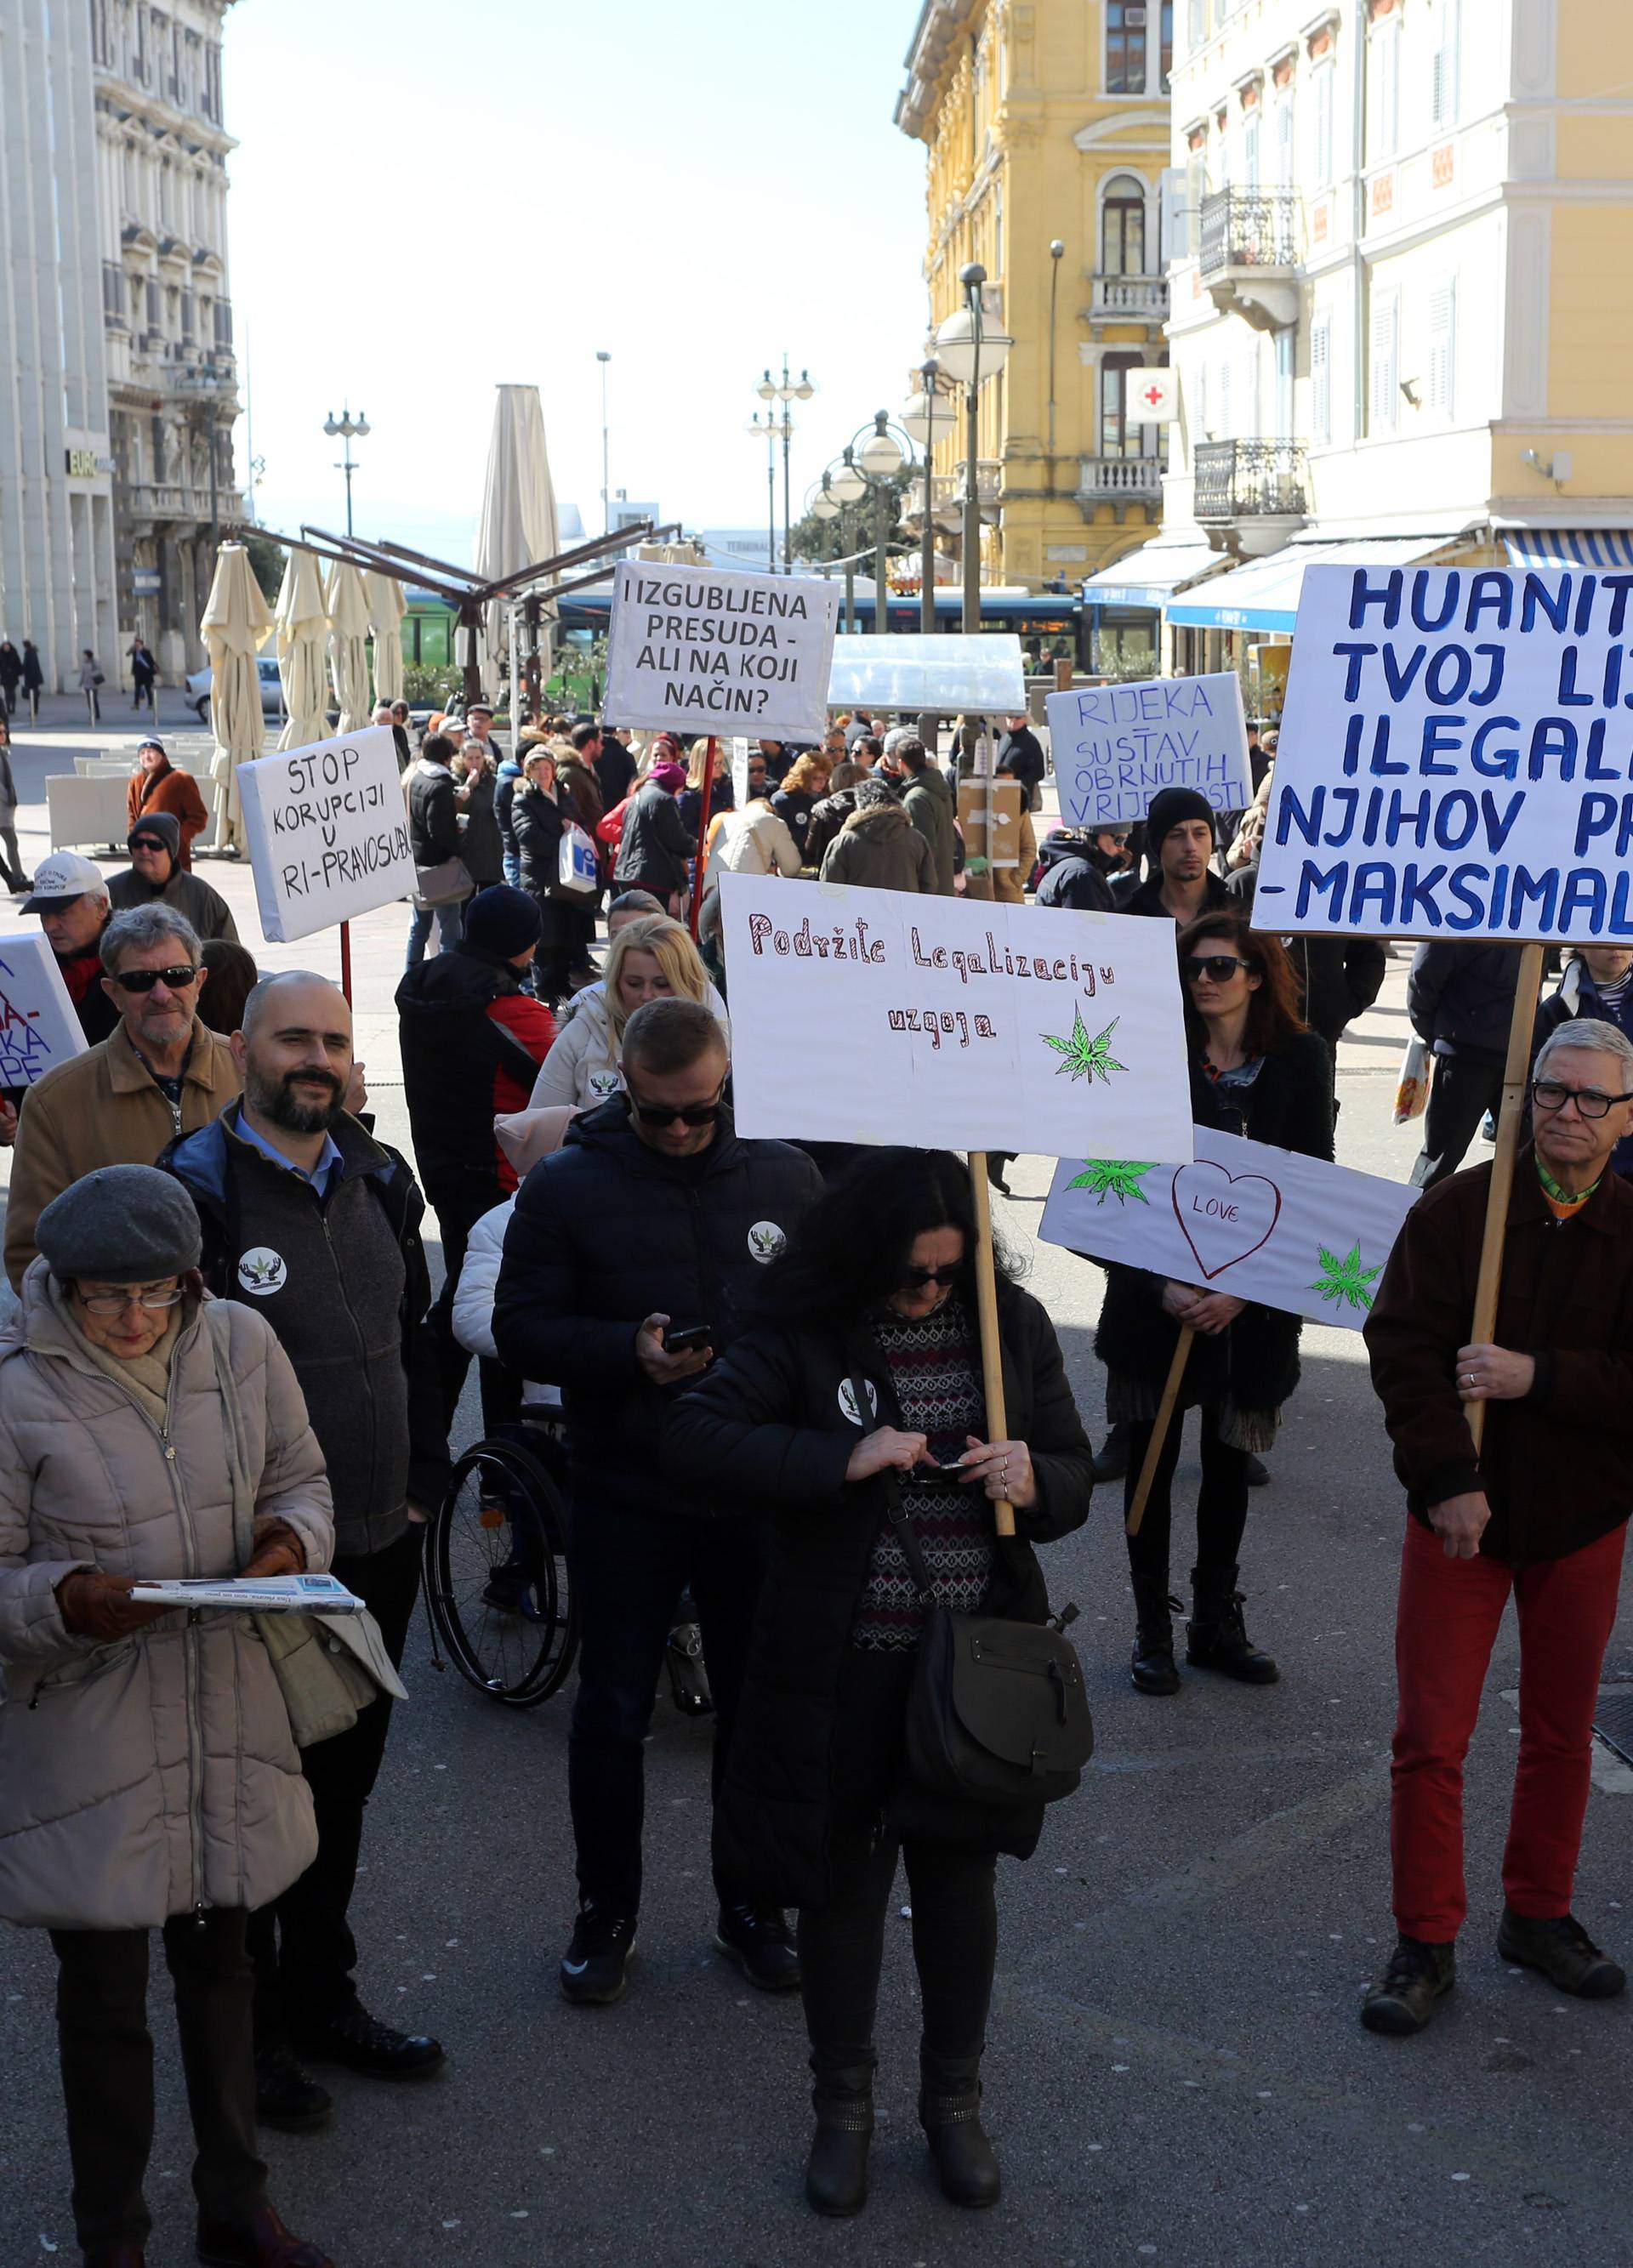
[1531,1078,1633,1121]
[77,1284,183,1316]
[111,963,201,993]
[900,1263,963,1291]
[624,1082,726,1129]
[1182,954,1252,984]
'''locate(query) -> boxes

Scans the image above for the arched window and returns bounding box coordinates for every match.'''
[1101,174,1147,275]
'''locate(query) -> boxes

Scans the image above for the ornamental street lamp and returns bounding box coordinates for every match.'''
[931,263,1013,633]
[755,357,815,571]
[824,412,913,636]
[902,358,953,638]
[322,405,371,538]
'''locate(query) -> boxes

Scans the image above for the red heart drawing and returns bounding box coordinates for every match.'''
[1170,1161,1283,1281]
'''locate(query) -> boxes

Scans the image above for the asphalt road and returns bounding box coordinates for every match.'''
[3,836,1632,2264]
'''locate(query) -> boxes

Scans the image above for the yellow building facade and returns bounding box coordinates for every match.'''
[896,0,1176,594]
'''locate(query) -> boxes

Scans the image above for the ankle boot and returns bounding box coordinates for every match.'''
[1130,1577,1181,1696]
[1186,1566,1279,1684]
[919,2055,1001,2208]
[805,2064,874,2218]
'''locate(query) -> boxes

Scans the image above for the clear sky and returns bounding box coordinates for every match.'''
[224,0,931,571]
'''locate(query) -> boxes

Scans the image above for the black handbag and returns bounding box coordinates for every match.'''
[879,1462,1094,1812]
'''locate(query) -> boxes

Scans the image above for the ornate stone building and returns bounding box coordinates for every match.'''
[90,0,242,678]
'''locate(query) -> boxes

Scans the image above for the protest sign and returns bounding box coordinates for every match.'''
[958,776,1024,867]
[719,873,1194,1161]
[1256,563,1633,942]
[1038,1126,1419,1332]
[236,724,415,944]
[827,633,1026,717]
[0,933,87,1089]
[729,736,753,809]
[1046,672,1250,828]
[603,561,840,742]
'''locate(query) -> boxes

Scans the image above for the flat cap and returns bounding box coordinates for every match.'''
[37,1165,202,1283]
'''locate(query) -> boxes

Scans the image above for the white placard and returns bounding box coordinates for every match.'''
[603,561,840,742]
[1038,1124,1420,1331]
[0,933,88,1089]
[1256,564,1633,941]
[729,736,753,809]
[236,725,415,944]
[826,633,1027,717]
[1046,672,1250,828]
[720,873,1195,1159]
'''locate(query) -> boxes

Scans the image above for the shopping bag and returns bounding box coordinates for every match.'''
[1393,1037,1432,1126]
[559,821,599,896]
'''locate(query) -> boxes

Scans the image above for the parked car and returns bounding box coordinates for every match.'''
[185,655,285,726]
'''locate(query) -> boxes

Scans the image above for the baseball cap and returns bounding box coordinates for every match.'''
[23,851,107,913]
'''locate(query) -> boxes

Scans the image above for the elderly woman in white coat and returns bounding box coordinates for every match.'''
[0,1166,337,2268]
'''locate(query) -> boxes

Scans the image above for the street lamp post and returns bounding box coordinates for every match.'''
[749,410,790,572]
[931,263,1014,634]
[825,414,913,638]
[902,361,951,745]
[322,405,370,538]
[595,351,612,534]
[756,357,814,571]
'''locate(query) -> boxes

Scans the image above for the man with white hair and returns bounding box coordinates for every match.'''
[1363,1016,1633,2033]
[20,852,119,1045]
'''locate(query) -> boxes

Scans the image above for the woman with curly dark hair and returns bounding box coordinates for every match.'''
[1095,906,1334,1697]
[667,1149,1092,2220]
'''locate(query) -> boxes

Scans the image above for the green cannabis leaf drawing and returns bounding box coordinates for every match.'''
[1066,1158,1156,1205]
[1310,1242,1384,1314]
[1041,1009,1128,1086]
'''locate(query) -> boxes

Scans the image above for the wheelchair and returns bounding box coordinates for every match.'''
[423,1416,579,1708]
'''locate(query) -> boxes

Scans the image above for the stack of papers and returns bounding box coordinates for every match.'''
[128,1574,361,1615]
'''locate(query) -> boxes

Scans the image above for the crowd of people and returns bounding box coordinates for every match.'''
[0,695,1630,2266]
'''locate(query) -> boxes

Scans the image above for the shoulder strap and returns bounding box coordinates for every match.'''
[202,1302,256,1572]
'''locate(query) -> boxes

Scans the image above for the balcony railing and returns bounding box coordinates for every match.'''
[928,463,1002,511]
[1192,439,1307,521]
[1078,456,1163,499]
[1198,189,1300,278]
[1090,275,1169,323]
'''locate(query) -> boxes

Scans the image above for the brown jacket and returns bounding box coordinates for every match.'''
[817,800,935,894]
[128,758,209,868]
[5,1020,242,1289]
[1364,1152,1633,1565]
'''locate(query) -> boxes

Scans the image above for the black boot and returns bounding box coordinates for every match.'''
[1130,1577,1181,1696]
[805,2064,874,2218]
[919,2055,1000,2208]
[1186,1565,1279,1684]
[1093,1422,1130,1484]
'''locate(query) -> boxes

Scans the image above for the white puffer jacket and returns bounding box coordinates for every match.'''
[528,979,731,1111]
[0,1265,334,1930]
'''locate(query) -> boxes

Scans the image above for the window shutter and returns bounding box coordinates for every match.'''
[1431,0,1460,128]
[1277,94,1296,187]
[1428,279,1457,415]
[1313,66,1334,187]
[1369,296,1399,433]
[1312,315,1332,446]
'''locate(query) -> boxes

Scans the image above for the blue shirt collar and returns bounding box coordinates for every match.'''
[232,1107,344,1198]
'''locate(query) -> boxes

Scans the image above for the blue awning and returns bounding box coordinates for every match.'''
[1080,537,1229,611]
[1503,528,1633,569]
[1164,534,1456,634]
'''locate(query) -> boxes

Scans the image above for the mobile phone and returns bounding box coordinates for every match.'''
[665,1322,713,1355]
[929,1458,970,1475]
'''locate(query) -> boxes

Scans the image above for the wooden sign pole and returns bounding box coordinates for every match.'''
[688,735,717,942]
[967,1153,1016,1538]
[1466,941,1547,1452]
[339,918,353,1008]
[1125,1327,1194,1538]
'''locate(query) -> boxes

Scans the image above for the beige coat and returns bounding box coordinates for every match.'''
[0,1268,334,1930]
[5,1020,242,1290]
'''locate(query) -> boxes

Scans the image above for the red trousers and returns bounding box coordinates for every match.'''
[1390,1515,1625,1942]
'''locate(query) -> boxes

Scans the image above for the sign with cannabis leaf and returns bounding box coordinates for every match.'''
[1042,1010,1128,1085]
[1040,1127,1419,1332]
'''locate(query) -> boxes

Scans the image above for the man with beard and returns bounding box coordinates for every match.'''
[162,971,451,2133]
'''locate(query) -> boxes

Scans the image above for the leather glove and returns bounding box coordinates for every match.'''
[55,1568,170,1643]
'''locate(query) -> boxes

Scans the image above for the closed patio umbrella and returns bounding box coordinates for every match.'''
[326,561,372,734]
[275,549,330,752]
[475,384,558,680]
[201,541,272,852]
[367,570,407,706]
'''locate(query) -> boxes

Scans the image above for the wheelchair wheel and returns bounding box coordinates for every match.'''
[426,1437,578,1707]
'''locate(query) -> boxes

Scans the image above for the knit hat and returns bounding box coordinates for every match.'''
[1146,786,1215,854]
[37,1165,202,1284]
[649,761,687,793]
[128,810,181,860]
[463,884,543,960]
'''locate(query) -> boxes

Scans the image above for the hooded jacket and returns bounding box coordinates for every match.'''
[0,1272,333,1930]
[1033,833,1117,914]
[613,779,694,897]
[817,799,935,895]
[492,1095,822,1521]
[900,764,957,895]
[803,784,866,873]
[395,942,556,1200]
[407,754,460,869]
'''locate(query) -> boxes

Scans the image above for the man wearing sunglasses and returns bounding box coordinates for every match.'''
[494,997,822,2010]
[1363,1019,1633,2035]
[5,904,240,1290]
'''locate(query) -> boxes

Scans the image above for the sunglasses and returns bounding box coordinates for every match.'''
[900,1263,963,1291]
[624,1082,726,1129]
[1183,954,1252,983]
[112,963,201,993]
[1532,1078,1633,1122]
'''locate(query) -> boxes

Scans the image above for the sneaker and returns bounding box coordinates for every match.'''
[292,2000,444,2079]
[1361,1935,1456,2034]
[716,1901,801,1992]
[560,1905,637,2005]
[253,2041,332,2132]
[665,1620,714,1716]
[1496,1907,1626,1998]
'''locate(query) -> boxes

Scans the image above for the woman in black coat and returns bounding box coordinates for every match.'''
[510,747,577,1004]
[668,1151,1092,2220]
[1095,906,1334,1696]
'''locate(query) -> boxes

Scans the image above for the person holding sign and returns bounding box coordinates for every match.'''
[1360,1020,1633,2036]
[1095,910,1334,1696]
[666,1150,1093,2219]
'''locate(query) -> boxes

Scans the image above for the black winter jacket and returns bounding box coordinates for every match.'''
[395,942,548,1201]
[510,784,577,950]
[492,1100,822,1521]
[1408,941,1523,1063]
[1111,867,1232,920]
[407,759,460,867]
[1034,841,1116,913]
[996,725,1046,793]
[613,780,694,897]
[1227,863,1386,1048]
[802,785,862,873]
[666,1282,1094,1905]
[1095,1032,1335,1415]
